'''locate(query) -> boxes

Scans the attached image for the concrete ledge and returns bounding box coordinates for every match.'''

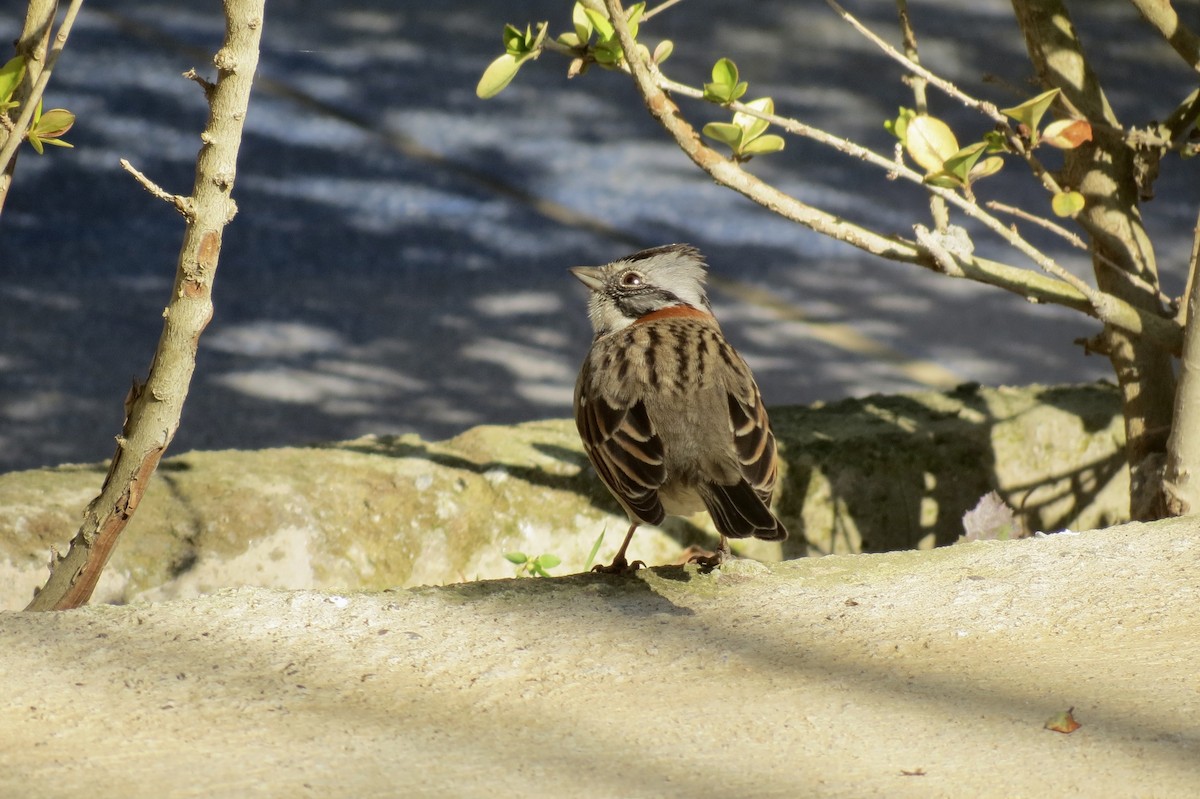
[0,383,1125,609]
[1,515,1196,797]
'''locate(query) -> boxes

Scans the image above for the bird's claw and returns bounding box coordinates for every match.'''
[687,540,732,573]
[688,553,724,573]
[591,557,645,575]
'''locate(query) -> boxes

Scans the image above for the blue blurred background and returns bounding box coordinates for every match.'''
[1,0,1196,471]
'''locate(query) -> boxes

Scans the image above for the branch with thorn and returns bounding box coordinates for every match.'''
[120,159,195,219]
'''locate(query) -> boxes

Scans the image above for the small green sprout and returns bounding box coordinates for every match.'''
[703,58,748,104]
[702,96,785,160]
[26,100,75,154]
[476,22,548,99]
[504,551,562,578]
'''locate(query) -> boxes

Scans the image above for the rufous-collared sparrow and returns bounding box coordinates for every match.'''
[571,243,787,573]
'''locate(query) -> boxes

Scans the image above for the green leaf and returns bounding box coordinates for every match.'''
[733,97,774,141]
[1051,190,1086,218]
[583,8,613,40]
[0,55,26,103]
[704,59,748,103]
[529,21,548,51]
[740,134,785,156]
[535,554,562,569]
[652,39,673,64]
[593,40,623,65]
[923,171,964,189]
[1000,88,1060,134]
[982,130,1009,152]
[711,57,738,87]
[703,84,730,104]
[572,2,592,43]
[702,121,744,148]
[504,551,528,564]
[584,4,638,68]
[584,530,605,572]
[477,53,523,98]
[622,2,645,41]
[502,23,525,54]
[32,108,74,139]
[942,141,988,182]
[904,114,959,173]
[885,107,916,143]
[968,156,1003,181]
[557,32,582,48]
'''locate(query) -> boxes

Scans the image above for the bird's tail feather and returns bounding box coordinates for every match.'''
[702,481,787,542]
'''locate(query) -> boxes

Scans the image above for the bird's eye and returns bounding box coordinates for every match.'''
[621,271,643,287]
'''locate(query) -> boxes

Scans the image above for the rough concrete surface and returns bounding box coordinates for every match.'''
[2,517,1197,798]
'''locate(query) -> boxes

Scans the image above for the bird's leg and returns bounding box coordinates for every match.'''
[592,521,645,574]
[688,535,732,573]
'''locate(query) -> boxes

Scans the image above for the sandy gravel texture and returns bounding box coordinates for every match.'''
[2,517,1197,799]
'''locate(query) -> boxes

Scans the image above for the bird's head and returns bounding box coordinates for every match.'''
[570,243,712,337]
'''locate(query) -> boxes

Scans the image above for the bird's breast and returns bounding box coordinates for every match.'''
[598,317,730,398]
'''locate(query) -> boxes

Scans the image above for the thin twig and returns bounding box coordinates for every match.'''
[914,224,966,277]
[824,0,1064,197]
[896,0,927,112]
[0,0,85,179]
[120,158,195,219]
[895,0,947,232]
[988,199,1176,308]
[183,67,216,99]
[658,68,1093,301]
[643,0,686,22]
[1161,87,1200,148]
[986,201,1087,249]
[599,0,1183,355]
[827,0,1000,121]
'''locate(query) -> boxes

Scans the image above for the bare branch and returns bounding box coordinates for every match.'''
[895,0,948,232]
[26,0,266,611]
[642,0,686,22]
[825,0,1065,197]
[986,201,1088,249]
[895,1,926,111]
[120,158,196,219]
[988,200,1174,310]
[914,224,966,278]
[827,0,1001,122]
[1161,87,1200,148]
[1127,0,1200,74]
[600,0,1183,354]
[655,62,1097,313]
[183,66,217,99]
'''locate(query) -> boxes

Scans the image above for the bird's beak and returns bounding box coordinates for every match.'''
[569,265,605,292]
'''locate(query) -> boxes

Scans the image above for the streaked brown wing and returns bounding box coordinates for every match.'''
[575,361,667,525]
[724,366,779,505]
